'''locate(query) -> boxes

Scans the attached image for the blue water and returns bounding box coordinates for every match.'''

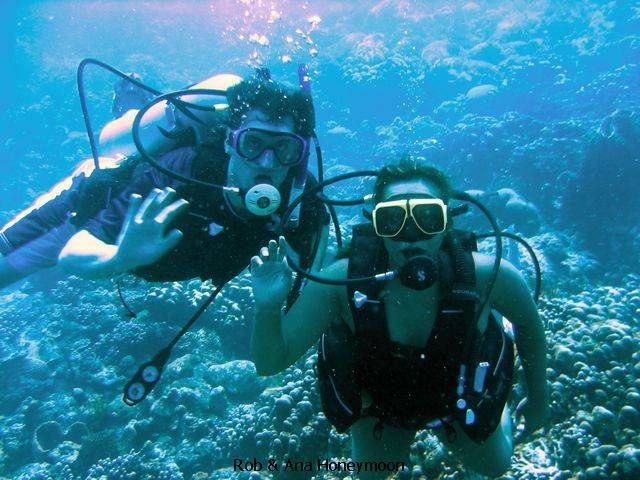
[1,1,639,479]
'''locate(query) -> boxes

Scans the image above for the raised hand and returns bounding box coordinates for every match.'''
[115,187,189,270]
[250,236,293,309]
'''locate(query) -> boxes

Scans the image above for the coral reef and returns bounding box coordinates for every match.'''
[1,1,638,479]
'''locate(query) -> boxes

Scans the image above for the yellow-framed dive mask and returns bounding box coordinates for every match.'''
[372,198,448,239]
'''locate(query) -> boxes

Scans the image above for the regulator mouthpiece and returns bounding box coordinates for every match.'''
[399,255,439,290]
[245,183,281,216]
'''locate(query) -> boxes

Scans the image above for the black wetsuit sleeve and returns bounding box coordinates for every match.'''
[83,147,196,244]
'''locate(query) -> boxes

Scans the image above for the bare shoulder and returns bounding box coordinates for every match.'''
[472,250,521,273]
[317,257,353,330]
[321,257,350,302]
[321,257,349,277]
[471,251,532,308]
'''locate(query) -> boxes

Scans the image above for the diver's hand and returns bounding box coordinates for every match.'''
[114,188,188,270]
[251,236,293,309]
[514,396,551,443]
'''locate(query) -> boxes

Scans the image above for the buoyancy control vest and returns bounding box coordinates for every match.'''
[316,224,514,443]
[71,155,142,227]
[132,143,329,284]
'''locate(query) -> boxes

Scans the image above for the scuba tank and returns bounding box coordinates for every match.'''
[99,73,242,159]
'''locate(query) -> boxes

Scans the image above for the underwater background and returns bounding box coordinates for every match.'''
[1,0,639,478]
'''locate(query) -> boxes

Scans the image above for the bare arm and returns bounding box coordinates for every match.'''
[250,237,347,375]
[310,223,329,272]
[474,252,550,414]
[100,74,242,158]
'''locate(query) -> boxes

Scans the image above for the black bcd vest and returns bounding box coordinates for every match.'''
[316,224,514,443]
[132,145,328,286]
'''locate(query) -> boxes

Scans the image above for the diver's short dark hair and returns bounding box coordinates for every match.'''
[226,78,315,137]
[373,155,454,203]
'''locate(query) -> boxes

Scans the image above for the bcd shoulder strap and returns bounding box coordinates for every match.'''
[347,224,388,344]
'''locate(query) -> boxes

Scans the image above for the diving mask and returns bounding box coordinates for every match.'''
[229,127,309,167]
[372,197,448,240]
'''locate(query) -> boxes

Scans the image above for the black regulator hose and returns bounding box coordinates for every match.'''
[130,88,235,190]
[77,58,163,170]
[279,170,379,235]
[280,170,379,253]
[327,205,344,250]
[122,282,226,406]
[312,132,323,185]
[279,169,379,283]
[310,132,344,249]
[476,230,541,303]
[286,250,395,285]
[278,172,507,293]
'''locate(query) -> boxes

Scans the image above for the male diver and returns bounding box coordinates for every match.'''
[250,157,549,478]
[58,75,328,288]
[0,73,154,289]
[0,72,327,290]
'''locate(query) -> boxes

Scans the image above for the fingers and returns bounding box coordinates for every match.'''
[155,198,189,224]
[137,188,178,223]
[123,193,143,231]
[250,255,264,273]
[257,237,289,265]
[259,239,277,262]
[148,188,178,220]
[157,188,178,215]
[513,415,546,445]
[277,236,287,262]
[135,188,162,223]
[268,238,278,258]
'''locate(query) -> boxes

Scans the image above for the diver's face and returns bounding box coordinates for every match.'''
[225,109,297,192]
[379,179,447,267]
